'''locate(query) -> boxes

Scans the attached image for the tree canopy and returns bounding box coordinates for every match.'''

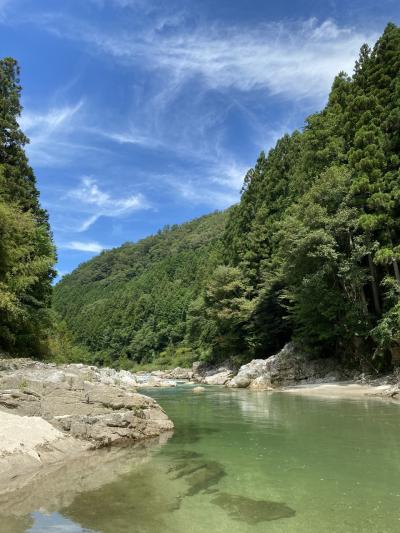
[0,58,55,356]
[54,23,400,370]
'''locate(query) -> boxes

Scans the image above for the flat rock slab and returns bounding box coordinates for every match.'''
[0,359,174,448]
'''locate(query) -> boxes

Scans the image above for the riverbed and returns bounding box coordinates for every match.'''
[1,385,400,532]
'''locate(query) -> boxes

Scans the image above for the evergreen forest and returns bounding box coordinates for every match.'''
[3,24,400,371]
[0,58,55,357]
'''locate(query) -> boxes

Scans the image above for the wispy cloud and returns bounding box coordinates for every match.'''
[210,160,249,190]
[36,15,377,173]
[20,100,89,166]
[54,17,376,101]
[162,158,248,209]
[16,10,379,216]
[20,101,83,132]
[68,176,150,231]
[60,241,106,253]
[170,179,239,209]
[0,0,11,20]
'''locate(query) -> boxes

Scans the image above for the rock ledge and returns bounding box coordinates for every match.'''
[0,358,174,451]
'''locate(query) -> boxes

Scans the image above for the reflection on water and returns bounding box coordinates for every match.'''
[0,433,172,533]
[1,386,400,532]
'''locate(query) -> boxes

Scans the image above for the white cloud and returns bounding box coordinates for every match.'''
[61,241,106,253]
[20,101,83,132]
[78,214,100,232]
[17,13,379,216]
[163,158,247,209]
[0,0,11,20]
[171,179,239,209]
[210,161,248,190]
[20,100,87,166]
[68,18,376,102]
[68,176,150,231]
[35,16,377,181]
[89,0,147,8]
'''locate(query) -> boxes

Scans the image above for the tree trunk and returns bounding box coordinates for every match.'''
[368,254,381,315]
[360,286,369,316]
[393,259,400,283]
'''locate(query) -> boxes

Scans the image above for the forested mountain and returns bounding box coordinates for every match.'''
[55,23,400,370]
[52,212,228,366]
[215,22,400,368]
[0,58,55,356]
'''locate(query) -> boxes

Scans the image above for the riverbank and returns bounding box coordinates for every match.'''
[2,383,400,532]
[0,357,174,486]
[281,381,392,398]
[190,343,400,401]
[1,346,399,489]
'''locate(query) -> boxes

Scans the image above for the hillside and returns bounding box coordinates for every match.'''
[214,22,400,368]
[54,23,400,371]
[52,211,228,366]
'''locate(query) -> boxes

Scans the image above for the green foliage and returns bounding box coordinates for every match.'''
[55,24,400,370]
[186,265,251,362]
[0,58,55,356]
[53,212,228,365]
[277,167,370,354]
[217,23,400,367]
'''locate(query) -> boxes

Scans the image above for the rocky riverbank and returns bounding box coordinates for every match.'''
[1,344,398,486]
[190,343,399,400]
[0,358,174,484]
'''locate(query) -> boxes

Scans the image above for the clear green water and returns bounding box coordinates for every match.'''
[2,386,400,533]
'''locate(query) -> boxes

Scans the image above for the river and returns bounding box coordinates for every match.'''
[2,385,400,532]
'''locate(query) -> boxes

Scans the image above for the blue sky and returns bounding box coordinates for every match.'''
[0,0,399,277]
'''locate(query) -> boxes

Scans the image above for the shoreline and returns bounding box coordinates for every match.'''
[0,358,174,490]
[1,352,398,491]
[279,381,393,399]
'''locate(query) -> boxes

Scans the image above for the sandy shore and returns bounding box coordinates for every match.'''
[281,381,392,399]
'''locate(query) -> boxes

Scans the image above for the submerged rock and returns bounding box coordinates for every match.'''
[192,386,206,393]
[211,492,296,524]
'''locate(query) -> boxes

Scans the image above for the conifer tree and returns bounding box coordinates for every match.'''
[0,57,55,356]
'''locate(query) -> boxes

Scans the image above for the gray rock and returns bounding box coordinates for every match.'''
[163,367,193,380]
[248,375,273,391]
[226,343,340,389]
[204,370,233,385]
[0,359,174,448]
[227,359,269,388]
[192,360,235,385]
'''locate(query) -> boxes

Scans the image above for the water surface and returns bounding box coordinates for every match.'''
[2,386,400,533]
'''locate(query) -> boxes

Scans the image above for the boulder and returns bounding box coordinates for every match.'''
[204,370,233,385]
[165,367,193,380]
[226,344,340,389]
[227,359,269,388]
[192,361,207,382]
[145,376,176,388]
[192,386,206,393]
[248,375,273,391]
[192,361,235,385]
